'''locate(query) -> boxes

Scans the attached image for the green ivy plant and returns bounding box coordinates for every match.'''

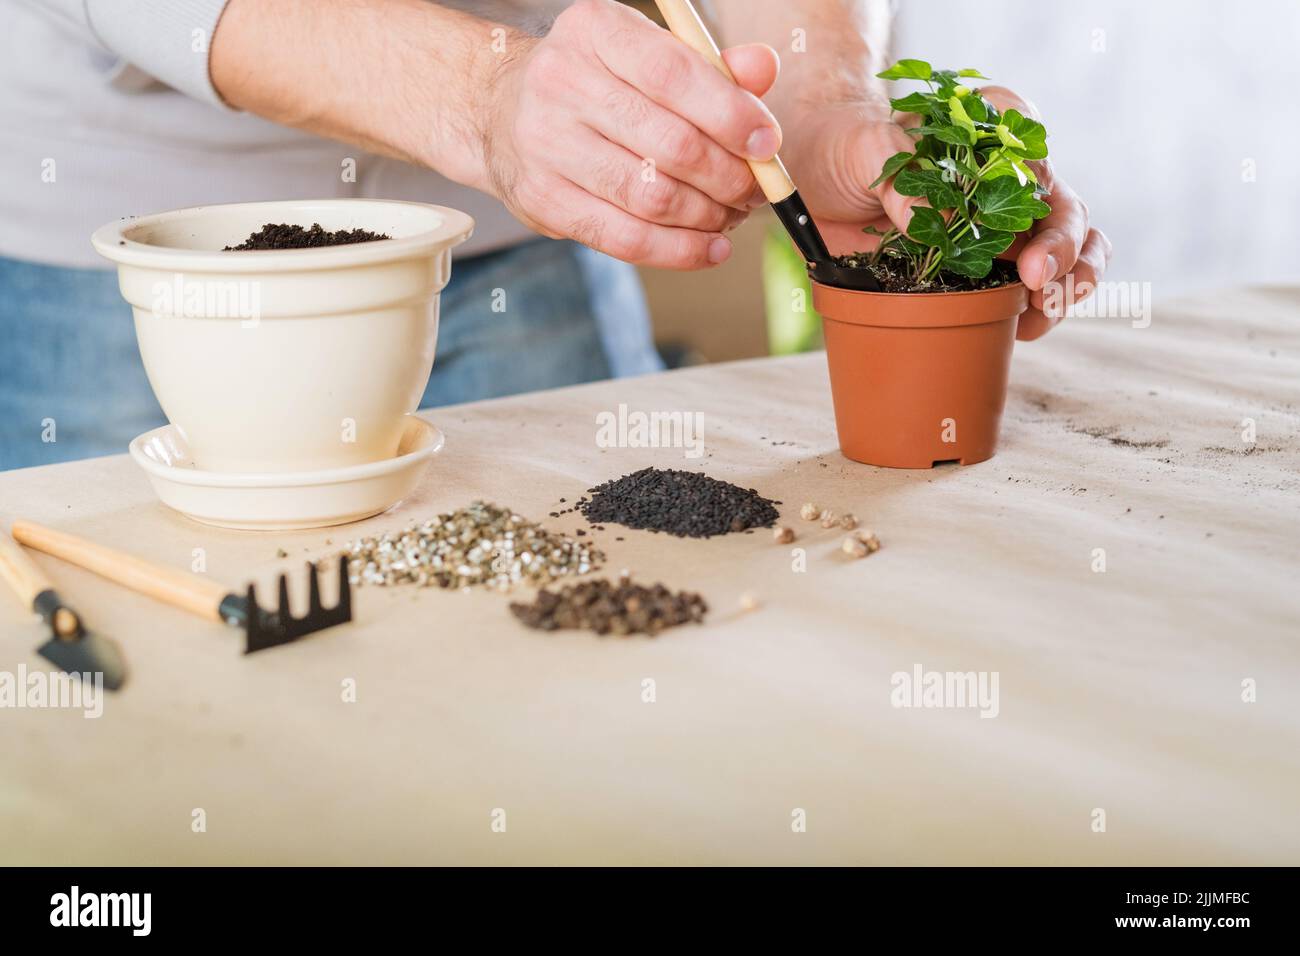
[867,58,1051,285]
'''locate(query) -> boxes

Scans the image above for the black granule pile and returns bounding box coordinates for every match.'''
[510,576,707,636]
[577,467,780,538]
[224,222,391,251]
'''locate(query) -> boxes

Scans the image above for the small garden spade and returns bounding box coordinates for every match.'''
[11,521,350,654]
[0,528,127,690]
[653,0,880,291]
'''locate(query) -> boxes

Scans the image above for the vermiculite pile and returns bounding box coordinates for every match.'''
[577,467,780,538]
[343,501,602,591]
[510,574,707,636]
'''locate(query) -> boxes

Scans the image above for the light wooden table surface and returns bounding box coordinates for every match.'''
[2,287,1297,865]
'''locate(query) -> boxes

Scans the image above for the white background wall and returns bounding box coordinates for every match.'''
[895,0,1300,290]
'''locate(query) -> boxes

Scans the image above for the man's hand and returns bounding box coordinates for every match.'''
[709,0,1108,336]
[212,0,780,270]
[479,0,782,269]
[788,93,1111,341]
[972,87,1111,340]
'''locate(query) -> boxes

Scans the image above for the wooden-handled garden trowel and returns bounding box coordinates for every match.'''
[0,527,127,691]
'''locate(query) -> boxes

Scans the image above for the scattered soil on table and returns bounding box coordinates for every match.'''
[829,254,1019,293]
[510,574,707,636]
[224,222,391,251]
[575,467,781,538]
[1201,444,1285,457]
[1071,424,1169,450]
[1011,389,1177,454]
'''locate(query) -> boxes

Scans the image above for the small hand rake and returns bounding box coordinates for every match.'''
[12,521,350,654]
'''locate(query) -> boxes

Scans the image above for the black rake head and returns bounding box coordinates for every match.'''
[241,557,352,654]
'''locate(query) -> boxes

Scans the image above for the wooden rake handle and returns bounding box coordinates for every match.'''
[11,520,229,623]
[652,0,796,202]
[0,527,55,608]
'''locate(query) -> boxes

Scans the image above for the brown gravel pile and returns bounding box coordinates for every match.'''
[510,575,707,636]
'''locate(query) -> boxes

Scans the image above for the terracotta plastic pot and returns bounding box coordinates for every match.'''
[812,279,1029,469]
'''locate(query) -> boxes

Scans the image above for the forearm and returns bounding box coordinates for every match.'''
[710,0,891,115]
[210,0,515,190]
[709,0,892,181]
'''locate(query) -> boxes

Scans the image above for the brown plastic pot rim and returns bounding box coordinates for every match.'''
[812,278,1028,329]
[810,276,1026,299]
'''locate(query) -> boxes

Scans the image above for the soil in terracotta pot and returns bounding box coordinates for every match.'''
[224,222,391,251]
[829,254,1019,293]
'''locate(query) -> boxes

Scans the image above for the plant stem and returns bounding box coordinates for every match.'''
[916,247,937,283]
[977,146,1008,176]
[870,228,899,265]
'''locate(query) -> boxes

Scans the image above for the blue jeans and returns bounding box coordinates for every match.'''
[0,239,661,471]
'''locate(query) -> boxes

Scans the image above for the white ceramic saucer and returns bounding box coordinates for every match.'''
[129,417,444,531]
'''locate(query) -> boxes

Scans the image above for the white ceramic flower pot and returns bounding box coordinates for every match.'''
[92,199,474,473]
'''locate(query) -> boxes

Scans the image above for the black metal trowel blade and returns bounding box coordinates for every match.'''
[31,590,128,691]
[37,629,127,691]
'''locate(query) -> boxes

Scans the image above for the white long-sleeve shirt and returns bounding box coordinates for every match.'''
[1,0,539,268]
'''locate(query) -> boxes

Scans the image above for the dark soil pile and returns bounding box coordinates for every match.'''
[510,576,707,636]
[829,254,1019,293]
[224,222,391,251]
[576,466,780,538]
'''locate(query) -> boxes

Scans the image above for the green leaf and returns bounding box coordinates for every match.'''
[995,123,1025,150]
[891,168,929,197]
[999,109,1048,159]
[956,228,1013,260]
[947,96,977,137]
[877,230,928,261]
[944,228,1016,277]
[1011,158,1037,186]
[930,69,961,95]
[963,94,991,124]
[906,205,954,254]
[935,124,975,146]
[889,92,935,114]
[894,167,964,212]
[876,59,932,81]
[911,135,941,161]
[981,157,1020,181]
[974,177,1051,232]
[899,234,929,257]
[941,254,994,278]
[910,118,975,146]
[957,68,989,78]
[868,150,916,189]
[869,222,924,263]
[937,156,980,181]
